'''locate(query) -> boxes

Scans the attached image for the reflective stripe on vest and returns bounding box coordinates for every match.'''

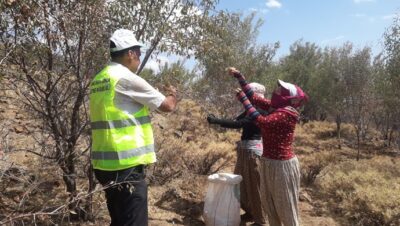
[91,143,155,160]
[89,65,156,171]
[90,115,151,130]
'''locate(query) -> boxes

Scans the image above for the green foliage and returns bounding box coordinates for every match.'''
[379,14,400,131]
[107,0,218,73]
[278,40,323,119]
[141,60,197,96]
[280,40,322,87]
[193,12,278,115]
[384,15,400,86]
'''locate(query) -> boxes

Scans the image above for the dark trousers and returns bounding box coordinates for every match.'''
[94,165,148,226]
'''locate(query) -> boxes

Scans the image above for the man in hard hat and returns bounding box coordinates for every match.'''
[89,29,177,226]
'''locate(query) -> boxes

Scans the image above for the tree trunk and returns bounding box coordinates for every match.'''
[336,114,342,149]
[63,151,77,193]
[384,114,390,142]
[389,126,394,147]
[60,150,82,220]
[356,131,361,161]
[84,162,95,221]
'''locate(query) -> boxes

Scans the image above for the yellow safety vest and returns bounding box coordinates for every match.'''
[89,65,156,171]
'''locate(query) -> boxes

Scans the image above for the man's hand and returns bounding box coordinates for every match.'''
[158,85,177,112]
[164,85,177,97]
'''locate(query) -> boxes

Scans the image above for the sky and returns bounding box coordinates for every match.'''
[216,0,399,57]
[144,0,399,72]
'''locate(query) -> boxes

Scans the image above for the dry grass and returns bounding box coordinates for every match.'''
[2,96,400,225]
[295,121,400,225]
[315,156,400,226]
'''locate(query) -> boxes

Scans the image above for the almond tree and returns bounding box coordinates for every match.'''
[0,0,221,222]
[107,0,218,74]
[0,0,110,220]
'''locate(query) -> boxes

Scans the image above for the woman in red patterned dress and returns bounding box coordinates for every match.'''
[227,67,308,226]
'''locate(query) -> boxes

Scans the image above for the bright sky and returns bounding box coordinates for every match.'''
[217,0,399,57]
[145,0,399,72]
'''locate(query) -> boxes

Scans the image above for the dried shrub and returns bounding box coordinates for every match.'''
[315,156,400,225]
[180,143,234,175]
[300,121,355,140]
[147,99,237,186]
[300,152,339,186]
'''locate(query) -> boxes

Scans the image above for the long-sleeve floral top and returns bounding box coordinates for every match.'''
[235,73,300,160]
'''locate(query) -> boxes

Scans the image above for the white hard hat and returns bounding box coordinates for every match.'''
[110,29,145,52]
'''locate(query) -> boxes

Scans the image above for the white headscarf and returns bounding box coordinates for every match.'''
[249,82,266,98]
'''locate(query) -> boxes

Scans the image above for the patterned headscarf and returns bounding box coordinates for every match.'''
[270,80,308,109]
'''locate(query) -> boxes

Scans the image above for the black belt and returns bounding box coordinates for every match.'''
[94,164,145,184]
